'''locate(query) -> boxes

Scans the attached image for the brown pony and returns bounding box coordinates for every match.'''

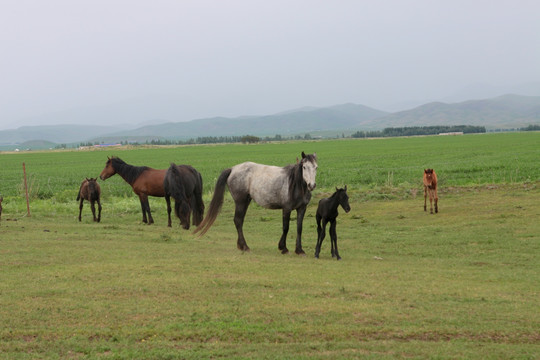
[423,169,438,214]
[99,156,166,225]
[77,178,102,222]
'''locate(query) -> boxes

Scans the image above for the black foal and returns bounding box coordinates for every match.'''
[315,186,351,260]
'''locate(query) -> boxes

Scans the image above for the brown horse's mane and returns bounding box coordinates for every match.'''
[110,157,150,184]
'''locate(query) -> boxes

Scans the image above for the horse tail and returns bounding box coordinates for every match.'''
[192,170,205,226]
[166,163,191,221]
[76,182,84,201]
[193,168,231,236]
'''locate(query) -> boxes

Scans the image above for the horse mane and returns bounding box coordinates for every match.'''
[110,157,149,184]
[285,153,316,201]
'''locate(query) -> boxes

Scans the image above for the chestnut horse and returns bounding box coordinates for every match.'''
[194,152,317,255]
[99,156,167,225]
[77,178,102,222]
[423,169,438,214]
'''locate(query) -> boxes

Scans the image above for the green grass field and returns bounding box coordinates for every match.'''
[1,132,539,359]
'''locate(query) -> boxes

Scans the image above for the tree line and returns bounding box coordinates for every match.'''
[76,124,540,148]
[351,125,486,138]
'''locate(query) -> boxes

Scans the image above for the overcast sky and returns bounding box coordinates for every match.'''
[1,0,539,130]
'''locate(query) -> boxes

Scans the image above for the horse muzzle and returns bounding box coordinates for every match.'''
[308,183,316,191]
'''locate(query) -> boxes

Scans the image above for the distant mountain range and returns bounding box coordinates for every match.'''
[1,94,539,149]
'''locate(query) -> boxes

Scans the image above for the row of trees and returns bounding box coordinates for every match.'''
[78,134,318,147]
[76,124,539,148]
[351,125,486,138]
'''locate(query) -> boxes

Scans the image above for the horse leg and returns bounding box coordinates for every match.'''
[315,214,323,258]
[315,219,327,258]
[139,196,148,223]
[294,206,307,255]
[434,188,438,213]
[146,198,154,224]
[329,220,341,260]
[424,186,427,212]
[278,210,291,254]
[139,194,154,224]
[165,195,172,227]
[97,199,102,223]
[233,198,251,252]
[429,189,434,214]
[78,198,84,222]
[90,200,97,222]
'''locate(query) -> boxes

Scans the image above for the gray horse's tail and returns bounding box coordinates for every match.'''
[193,168,232,236]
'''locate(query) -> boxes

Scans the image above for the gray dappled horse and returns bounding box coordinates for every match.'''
[194,152,318,255]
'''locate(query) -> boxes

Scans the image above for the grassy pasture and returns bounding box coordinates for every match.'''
[0,132,539,359]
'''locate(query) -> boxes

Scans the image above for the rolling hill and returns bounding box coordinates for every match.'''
[368,94,540,129]
[0,94,539,149]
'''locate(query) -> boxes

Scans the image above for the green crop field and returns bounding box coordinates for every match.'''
[1,132,539,359]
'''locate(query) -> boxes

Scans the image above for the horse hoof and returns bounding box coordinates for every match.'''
[281,248,289,255]
[295,250,306,256]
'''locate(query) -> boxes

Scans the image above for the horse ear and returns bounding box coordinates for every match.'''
[301,151,306,159]
[344,185,347,191]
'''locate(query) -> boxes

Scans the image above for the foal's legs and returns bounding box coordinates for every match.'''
[96,199,102,223]
[278,210,291,254]
[233,198,251,251]
[329,220,341,260]
[433,188,438,214]
[428,189,434,214]
[315,218,327,258]
[90,200,97,222]
[78,198,84,221]
[424,185,428,212]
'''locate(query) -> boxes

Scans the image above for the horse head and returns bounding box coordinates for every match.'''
[423,168,436,187]
[336,186,351,213]
[100,157,117,180]
[300,151,318,191]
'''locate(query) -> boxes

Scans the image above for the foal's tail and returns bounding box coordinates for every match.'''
[167,163,191,222]
[193,168,232,236]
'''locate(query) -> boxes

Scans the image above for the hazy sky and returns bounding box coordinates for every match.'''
[1,0,539,129]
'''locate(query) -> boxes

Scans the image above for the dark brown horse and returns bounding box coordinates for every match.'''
[163,163,205,229]
[0,196,3,225]
[99,156,167,225]
[423,169,438,214]
[315,186,351,260]
[77,178,102,222]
